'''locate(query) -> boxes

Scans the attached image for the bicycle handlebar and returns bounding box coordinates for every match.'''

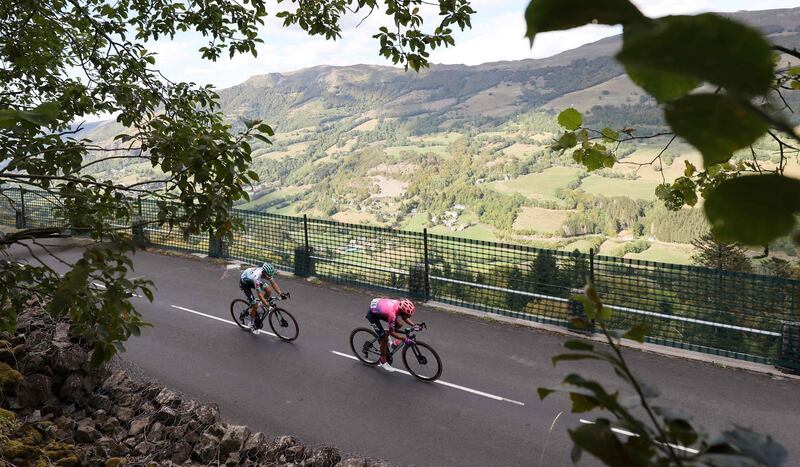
[267,292,290,304]
[402,322,426,334]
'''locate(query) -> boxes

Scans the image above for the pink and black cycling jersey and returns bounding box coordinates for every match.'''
[369,298,402,332]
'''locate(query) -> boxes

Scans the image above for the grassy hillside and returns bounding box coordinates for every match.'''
[77,8,800,265]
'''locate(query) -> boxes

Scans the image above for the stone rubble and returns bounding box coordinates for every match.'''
[1,298,392,466]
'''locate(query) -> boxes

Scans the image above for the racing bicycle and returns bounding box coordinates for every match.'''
[230,293,298,341]
[349,322,442,381]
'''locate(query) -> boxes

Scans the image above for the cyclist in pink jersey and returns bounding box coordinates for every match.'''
[366,297,418,371]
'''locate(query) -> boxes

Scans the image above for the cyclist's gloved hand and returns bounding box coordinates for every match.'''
[404,337,414,345]
[280,292,290,300]
[413,325,422,331]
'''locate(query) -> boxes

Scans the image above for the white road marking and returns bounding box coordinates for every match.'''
[330,351,526,406]
[578,419,699,454]
[170,305,277,338]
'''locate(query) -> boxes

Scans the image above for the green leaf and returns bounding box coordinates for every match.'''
[564,340,594,351]
[574,146,615,172]
[18,102,60,126]
[537,387,555,400]
[141,287,154,302]
[0,109,19,128]
[683,160,695,177]
[625,66,699,103]
[623,324,649,343]
[655,184,670,200]
[525,0,644,43]
[552,131,578,150]
[568,422,644,467]
[665,94,767,168]
[598,304,612,322]
[253,134,271,144]
[601,127,619,141]
[557,108,582,130]
[570,392,600,413]
[705,174,800,245]
[719,426,787,466]
[571,295,596,320]
[617,14,775,97]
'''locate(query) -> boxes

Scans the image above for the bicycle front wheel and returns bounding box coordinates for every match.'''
[402,341,442,382]
[349,328,381,366]
[268,308,299,341]
[230,299,251,330]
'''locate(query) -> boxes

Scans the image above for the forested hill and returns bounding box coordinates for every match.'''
[215,7,800,134]
[80,7,800,266]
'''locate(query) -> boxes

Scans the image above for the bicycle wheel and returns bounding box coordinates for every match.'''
[268,308,299,342]
[349,328,381,366]
[402,341,442,382]
[230,299,251,330]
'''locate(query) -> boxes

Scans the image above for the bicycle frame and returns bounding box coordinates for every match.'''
[366,328,421,359]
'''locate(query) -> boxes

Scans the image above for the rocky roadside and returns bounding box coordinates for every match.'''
[0,299,391,466]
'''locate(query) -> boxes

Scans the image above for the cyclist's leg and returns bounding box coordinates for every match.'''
[366,311,389,362]
[240,280,258,319]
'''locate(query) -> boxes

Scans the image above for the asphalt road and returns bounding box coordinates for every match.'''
[10,240,800,466]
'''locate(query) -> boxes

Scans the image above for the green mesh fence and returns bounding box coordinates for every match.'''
[305,218,425,293]
[2,187,799,365]
[0,189,20,227]
[226,208,305,274]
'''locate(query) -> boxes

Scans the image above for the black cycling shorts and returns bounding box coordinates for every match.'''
[366,311,386,338]
[240,279,257,305]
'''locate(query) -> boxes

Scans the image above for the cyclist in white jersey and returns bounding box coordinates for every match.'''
[239,262,286,332]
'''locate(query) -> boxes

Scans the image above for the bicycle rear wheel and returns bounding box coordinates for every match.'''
[230,299,251,330]
[268,308,299,341]
[402,341,442,382]
[349,328,381,366]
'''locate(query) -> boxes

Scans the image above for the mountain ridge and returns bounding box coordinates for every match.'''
[77,7,800,265]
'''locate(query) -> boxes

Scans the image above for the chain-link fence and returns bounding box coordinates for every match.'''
[2,187,799,366]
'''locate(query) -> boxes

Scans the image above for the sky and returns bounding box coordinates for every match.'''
[147,0,800,90]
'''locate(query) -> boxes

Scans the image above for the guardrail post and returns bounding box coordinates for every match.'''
[15,189,26,229]
[208,233,225,258]
[294,214,315,277]
[423,228,430,300]
[777,321,800,372]
[132,196,148,247]
[567,287,595,334]
[409,229,429,300]
[589,248,595,282]
[303,214,309,251]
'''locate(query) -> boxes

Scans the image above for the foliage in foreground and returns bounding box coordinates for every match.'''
[526,0,800,247]
[0,0,474,364]
[539,282,787,466]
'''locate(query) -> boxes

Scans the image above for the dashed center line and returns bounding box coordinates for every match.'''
[578,419,699,454]
[170,305,277,338]
[166,305,526,407]
[330,350,525,406]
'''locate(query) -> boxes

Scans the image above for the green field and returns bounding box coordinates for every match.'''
[561,239,598,253]
[430,224,498,242]
[402,211,428,231]
[579,176,658,200]
[385,145,449,157]
[490,167,583,201]
[625,243,693,264]
[240,186,307,211]
[512,207,570,233]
